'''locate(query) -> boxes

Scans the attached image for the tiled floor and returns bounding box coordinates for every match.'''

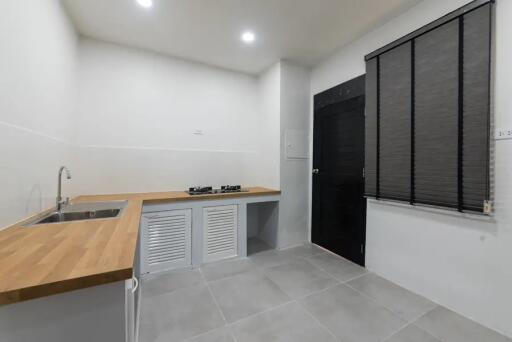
[138,244,511,342]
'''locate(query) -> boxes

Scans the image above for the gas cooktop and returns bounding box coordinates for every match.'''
[187,185,246,196]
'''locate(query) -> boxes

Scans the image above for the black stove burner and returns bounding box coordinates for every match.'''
[187,186,212,195]
[187,185,243,195]
[221,185,241,192]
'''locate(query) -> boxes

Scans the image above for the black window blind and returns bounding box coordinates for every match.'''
[415,20,459,209]
[365,58,378,198]
[364,1,492,213]
[380,42,412,201]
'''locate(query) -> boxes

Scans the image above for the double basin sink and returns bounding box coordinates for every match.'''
[25,201,128,226]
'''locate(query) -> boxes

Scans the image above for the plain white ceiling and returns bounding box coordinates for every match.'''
[62,0,421,74]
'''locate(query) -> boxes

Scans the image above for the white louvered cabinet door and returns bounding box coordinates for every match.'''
[203,205,238,263]
[141,209,192,274]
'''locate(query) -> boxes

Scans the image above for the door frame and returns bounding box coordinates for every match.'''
[311,75,367,266]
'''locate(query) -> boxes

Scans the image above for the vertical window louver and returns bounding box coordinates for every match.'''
[364,0,492,213]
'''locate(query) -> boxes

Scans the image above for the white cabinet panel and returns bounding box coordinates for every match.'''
[141,209,192,274]
[203,205,238,262]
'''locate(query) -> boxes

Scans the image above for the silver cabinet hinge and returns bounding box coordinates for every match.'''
[362,168,365,178]
[361,244,365,254]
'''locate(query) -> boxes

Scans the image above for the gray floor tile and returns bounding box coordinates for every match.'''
[185,327,235,342]
[263,258,338,299]
[308,252,367,282]
[385,325,441,342]
[209,270,290,323]
[139,284,224,342]
[300,284,406,342]
[247,237,272,255]
[139,255,512,342]
[347,273,437,321]
[141,268,204,297]
[249,249,296,269]
[231,302,336,342]
[201,258,256,282]
[280,243,327,259]
[415,306,512,342]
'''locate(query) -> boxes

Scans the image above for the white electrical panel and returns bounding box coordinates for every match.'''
[285,129,309,159]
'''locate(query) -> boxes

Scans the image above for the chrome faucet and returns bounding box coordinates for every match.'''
[57,166,72,211]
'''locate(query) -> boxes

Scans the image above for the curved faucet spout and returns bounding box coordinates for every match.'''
[57,166,72,211]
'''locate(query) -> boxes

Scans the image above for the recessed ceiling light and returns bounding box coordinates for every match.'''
[137,0,153,8]
[241,31,256,44]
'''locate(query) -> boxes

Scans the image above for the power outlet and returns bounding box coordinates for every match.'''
[496,128,512,140]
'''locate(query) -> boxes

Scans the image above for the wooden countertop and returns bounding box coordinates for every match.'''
[0,187,280,305]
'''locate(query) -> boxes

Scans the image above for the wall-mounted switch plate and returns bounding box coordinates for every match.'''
[496,128,512,140]
[483,201,493,214]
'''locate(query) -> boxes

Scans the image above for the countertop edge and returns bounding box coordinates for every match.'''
[0,268,133,306]
[142,189,281,204]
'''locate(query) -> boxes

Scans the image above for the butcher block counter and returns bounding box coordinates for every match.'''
[0,187,280,305]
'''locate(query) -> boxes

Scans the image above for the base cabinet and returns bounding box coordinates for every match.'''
[140,194,280,275]
[140,209,192,274]
[203,205,238,263]
[0,280,132,342]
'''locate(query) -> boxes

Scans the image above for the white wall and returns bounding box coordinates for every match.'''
[279,62,311,248]
[75,42,312,249]
[0,0,77,228]
[311,0,512,337]
[255,63,282,190]
[73,39,267,195]
[0,18,307,252]
[255,61,312,248]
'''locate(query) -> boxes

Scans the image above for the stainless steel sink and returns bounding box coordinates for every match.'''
[34,209,122,224]
[25,201,128,226]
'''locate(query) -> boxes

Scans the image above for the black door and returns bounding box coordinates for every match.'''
[312,76,367,266]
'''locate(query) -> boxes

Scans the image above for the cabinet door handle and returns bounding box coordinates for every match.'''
[132,276,139,293]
